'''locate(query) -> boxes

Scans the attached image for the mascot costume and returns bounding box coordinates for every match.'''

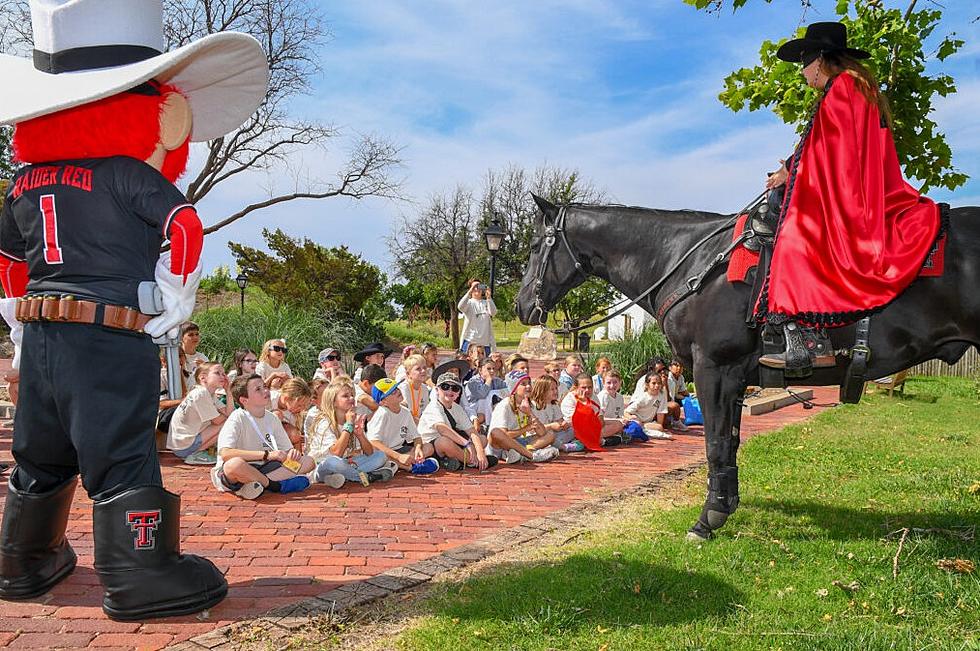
[0,0,268,620]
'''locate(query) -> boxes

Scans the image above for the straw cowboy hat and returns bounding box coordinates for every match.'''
[776,21,870,64]
[0,0,269,142]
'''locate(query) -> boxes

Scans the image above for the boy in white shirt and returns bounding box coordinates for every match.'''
[596,369,626,421]
[312,347,346,383]
[624,372,673,440]
[366,378,440,475]
[354,364,387,421]
[418,373,495,471]
[211,374,316,499]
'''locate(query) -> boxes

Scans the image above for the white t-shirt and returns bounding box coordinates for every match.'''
[303,405,320,438]
[631,377,647,404]
[667,373,687,401]
[418,399,470,444]
[457,294,497,347]
[305,412,361,462]
[215,409,291,470]
[531,402,563,426]
[269,390,298,428]
[624,390,669,423]
[167,386,223,451]
[399,381,430,423]
[597,390,625,419]
[488,398,522,435]
[183,351,209,377]
[354,385,375,420]
[256,360,292,383]
[366,405,418,449]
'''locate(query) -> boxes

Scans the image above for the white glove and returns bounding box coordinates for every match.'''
[144,253,202,339]
[0,297,23,371]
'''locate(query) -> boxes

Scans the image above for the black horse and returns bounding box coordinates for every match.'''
[515,195,980,540]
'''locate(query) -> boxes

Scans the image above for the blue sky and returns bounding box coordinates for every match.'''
[189,0,980,277]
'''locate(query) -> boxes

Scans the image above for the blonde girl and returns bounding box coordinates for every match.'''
[591,356,612,393]
[271,377,312,448]
[306,383,390,487]
[256,338,292,389]
[398,354,430,423]
[529,374,574,448]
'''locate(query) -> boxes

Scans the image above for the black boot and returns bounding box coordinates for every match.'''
[93,486,227,621]
[759,321,835,373]
[0,476,78,599]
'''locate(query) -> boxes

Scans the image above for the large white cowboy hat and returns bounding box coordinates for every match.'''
[0,0,269,142]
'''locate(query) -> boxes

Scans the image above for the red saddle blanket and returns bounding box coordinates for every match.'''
[726,213,946,284]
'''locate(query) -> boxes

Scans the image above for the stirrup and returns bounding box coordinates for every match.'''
[759,321,835,373]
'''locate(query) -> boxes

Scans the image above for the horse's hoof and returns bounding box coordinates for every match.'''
[686,531,710,543]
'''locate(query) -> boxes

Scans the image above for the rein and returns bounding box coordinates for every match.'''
[531,192,767,335]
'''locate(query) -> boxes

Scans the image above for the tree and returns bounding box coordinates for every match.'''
[476,165,606,287]
[388,187,481,347]
[0,126,14,179]
[0,0,404,236]
[687,0,967,192]
[197,264,237,309]
[229,229,382,316]
[555,278,619,350]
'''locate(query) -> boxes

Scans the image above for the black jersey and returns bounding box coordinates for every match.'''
[0,156,189,307]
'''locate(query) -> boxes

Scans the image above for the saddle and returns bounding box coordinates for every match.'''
[726,194,950,404]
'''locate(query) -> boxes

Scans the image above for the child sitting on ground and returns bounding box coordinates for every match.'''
[354,363,388,421]
[211,375,315,499]
[418,373,495,471]
[366,378,440,474]
[486,371,560,464]
[665,359,690,432]
[398,354,430,424]
[179,320,208,375]
[624,371,673,440]
[256,338,293,389]
[463,357,507,429]
[505,353,529,374]
[561,373,624,447]
[306,382,394,487]
[529,374,578,452]
[592,356,612,393]
[270,377,313,449]
[312,347,346,383]
[558,355,584,395]
[597,369,627,421]
[167,362,234,465]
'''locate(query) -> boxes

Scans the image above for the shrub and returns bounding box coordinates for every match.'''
[584,323,672,385]
[194,302,384,379]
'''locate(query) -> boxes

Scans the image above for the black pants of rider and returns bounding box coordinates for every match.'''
[0,322,227,620]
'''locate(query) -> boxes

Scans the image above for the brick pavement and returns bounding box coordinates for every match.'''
[0,353,838,649]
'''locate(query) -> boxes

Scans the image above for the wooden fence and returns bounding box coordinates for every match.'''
[910,346,979,378]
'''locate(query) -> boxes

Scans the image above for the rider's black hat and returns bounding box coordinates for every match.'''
[776,22,870,64]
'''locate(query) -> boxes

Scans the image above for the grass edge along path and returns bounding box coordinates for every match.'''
[392,376,980,651]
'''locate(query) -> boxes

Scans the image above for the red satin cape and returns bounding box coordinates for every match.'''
[756,72,939,327]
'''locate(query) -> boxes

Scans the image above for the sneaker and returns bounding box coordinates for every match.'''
[485,455,499,468]
[560,440,585,453]
[411,458,440,475]
[183,450,216,466]
[210,466,263,500]
[601,435,623,447]
[320,473,345,489]
[441,457,464,472]
[672,421,689,432]
[502,448,524,464]
[531,446,559,463]
[646,429,674,440]
[358,471,371,487]
[278,475,310,494]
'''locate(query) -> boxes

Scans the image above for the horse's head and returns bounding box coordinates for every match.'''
[515,194,589,325]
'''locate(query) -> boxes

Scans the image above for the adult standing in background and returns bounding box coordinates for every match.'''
[458,279,496,356]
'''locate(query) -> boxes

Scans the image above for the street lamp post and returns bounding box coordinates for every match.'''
[235,273,248,316]
[483,218,506,296]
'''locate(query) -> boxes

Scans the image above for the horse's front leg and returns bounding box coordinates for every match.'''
[688,355,747,541]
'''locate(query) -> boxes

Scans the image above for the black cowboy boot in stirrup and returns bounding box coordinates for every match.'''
[93,485,227,620]
[0,476,78,600]
[759,321,835,372]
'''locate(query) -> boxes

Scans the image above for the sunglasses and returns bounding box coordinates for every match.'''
[439,383,461,392]
[242,358,258,364]
[323,353,341,361]
[270,345,288,354]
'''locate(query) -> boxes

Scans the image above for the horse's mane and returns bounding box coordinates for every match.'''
[564,202,733,223]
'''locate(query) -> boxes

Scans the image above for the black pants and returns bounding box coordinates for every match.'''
[11,322,162,501]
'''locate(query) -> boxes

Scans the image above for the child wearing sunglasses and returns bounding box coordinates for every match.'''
[313,347,346,383]
[227,348,258,384]
[418,373,495,471]
[256,338,293,389]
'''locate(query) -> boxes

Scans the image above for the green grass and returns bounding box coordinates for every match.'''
[384,318,558,351]
[395,376,980,650]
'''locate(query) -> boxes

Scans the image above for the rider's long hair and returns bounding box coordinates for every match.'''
[818,51,893,129]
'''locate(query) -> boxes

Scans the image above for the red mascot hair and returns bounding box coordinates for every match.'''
[13,82,190,183]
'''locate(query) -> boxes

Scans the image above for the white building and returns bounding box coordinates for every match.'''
[600,298,655,341]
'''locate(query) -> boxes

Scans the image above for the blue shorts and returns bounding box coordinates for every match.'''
[172,433,204,459]
[460,340,491,356]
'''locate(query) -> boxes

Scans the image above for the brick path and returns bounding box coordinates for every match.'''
[0,354,838,649]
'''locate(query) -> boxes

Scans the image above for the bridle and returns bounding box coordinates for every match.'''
[528,205,587,326]
[525,193,768,333]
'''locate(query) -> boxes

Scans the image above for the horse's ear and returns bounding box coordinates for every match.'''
[530,193,557,216]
